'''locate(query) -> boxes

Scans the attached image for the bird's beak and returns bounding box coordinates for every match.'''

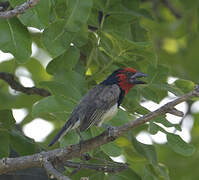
[129,72,147,84]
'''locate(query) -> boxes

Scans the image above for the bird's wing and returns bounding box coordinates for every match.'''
[79,84,121,132]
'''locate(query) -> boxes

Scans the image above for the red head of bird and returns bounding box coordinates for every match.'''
[102,67,147,95]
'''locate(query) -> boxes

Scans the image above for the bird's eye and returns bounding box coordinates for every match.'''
[125,71,134,77]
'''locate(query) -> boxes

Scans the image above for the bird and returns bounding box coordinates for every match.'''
[48,68,147,146]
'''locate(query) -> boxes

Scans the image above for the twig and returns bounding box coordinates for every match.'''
[0,0,40,19]
[140,0,182,19]
[64,161,129,173]
[43,159,71,180]
[162,0,182,19]
[0,86,199,175]
[0,72,51,97]
[167,108,184,117]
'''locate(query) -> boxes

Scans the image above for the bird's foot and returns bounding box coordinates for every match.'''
[106,125,118,141]
[81,153,91,161]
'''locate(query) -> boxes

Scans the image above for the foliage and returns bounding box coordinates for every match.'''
[0,0,199,179]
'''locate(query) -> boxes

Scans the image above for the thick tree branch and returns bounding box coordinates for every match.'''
[0,0,40,19]
[0,86,199,175]
[0,72,51,97]
[43,159,71,180]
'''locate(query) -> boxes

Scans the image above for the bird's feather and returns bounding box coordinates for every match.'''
[48,84,121,146]
[75,84,121,131]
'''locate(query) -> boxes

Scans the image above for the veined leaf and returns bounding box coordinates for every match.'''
[40,81,81,102]
[42,19,75,58]
[9,129,37,156]
[32,95,75,117]
[167,133,195,156]
[0,18,31,63]
[0,109,15,129]
[132,135,158,165]
[0,130,9,158]
[65,0,92,32]
[15,0,51,29]
[174,79,195,93]
[46,46,80,75]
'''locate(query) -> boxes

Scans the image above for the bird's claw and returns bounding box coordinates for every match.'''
[81,153,91,161]
[107,125,118,141]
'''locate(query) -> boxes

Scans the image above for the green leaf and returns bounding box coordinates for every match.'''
[46,46,80,74]
[9,129,37,156]
[90,172,106,180]
[60,130,79,147]
[115,137,131,147]
[54,70,87,96]
[109,169,142,180]
[174,79,195,93]
[123,146,146,163]
[0,60,15,73]
[149,122,167,135]
[143,163,170,180]
[53,0,67,18]
[0,109,15,129]
[132,136,158,165]
[42,0,92,57]
[73,24,89,47]
[135,104,150,115]
[93,0,106,10]
[32,95,75,117]
[23,58,52,85]
[148,65,169,84]
[0,130,9,158]
[100,32,157,64]
[103,16,133,40]
[18,0,51,29]
[143,164,159,180]
[91,125,123,157]
[40,81,81,102]
[167,133,195,156]
[151,84,184,96]
[131,20,149,42]
[65,0,92,32]
[87,8,99,28]
[90,126,104,137]
[105,0,152,21]
[109,109,129,126]
[152,116,182,131]
[101,141,122,157]
[0,18,31,63]
[157,163,170,180]
[9,0,25,6]
[140,86,159,103]
[42,19,75,58]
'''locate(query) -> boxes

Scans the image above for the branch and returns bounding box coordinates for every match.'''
[161,0,182,19]
[64,161,129,173]
[167,108,184,117]
[43,159,71,180]
[0,0,40,19]
[0,86,199,175]
[141,0,182,19]
[0,72,51,97]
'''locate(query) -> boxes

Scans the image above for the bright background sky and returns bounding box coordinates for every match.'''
[0,29,198,162]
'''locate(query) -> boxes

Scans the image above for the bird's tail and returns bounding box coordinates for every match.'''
[48,119,77,147]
